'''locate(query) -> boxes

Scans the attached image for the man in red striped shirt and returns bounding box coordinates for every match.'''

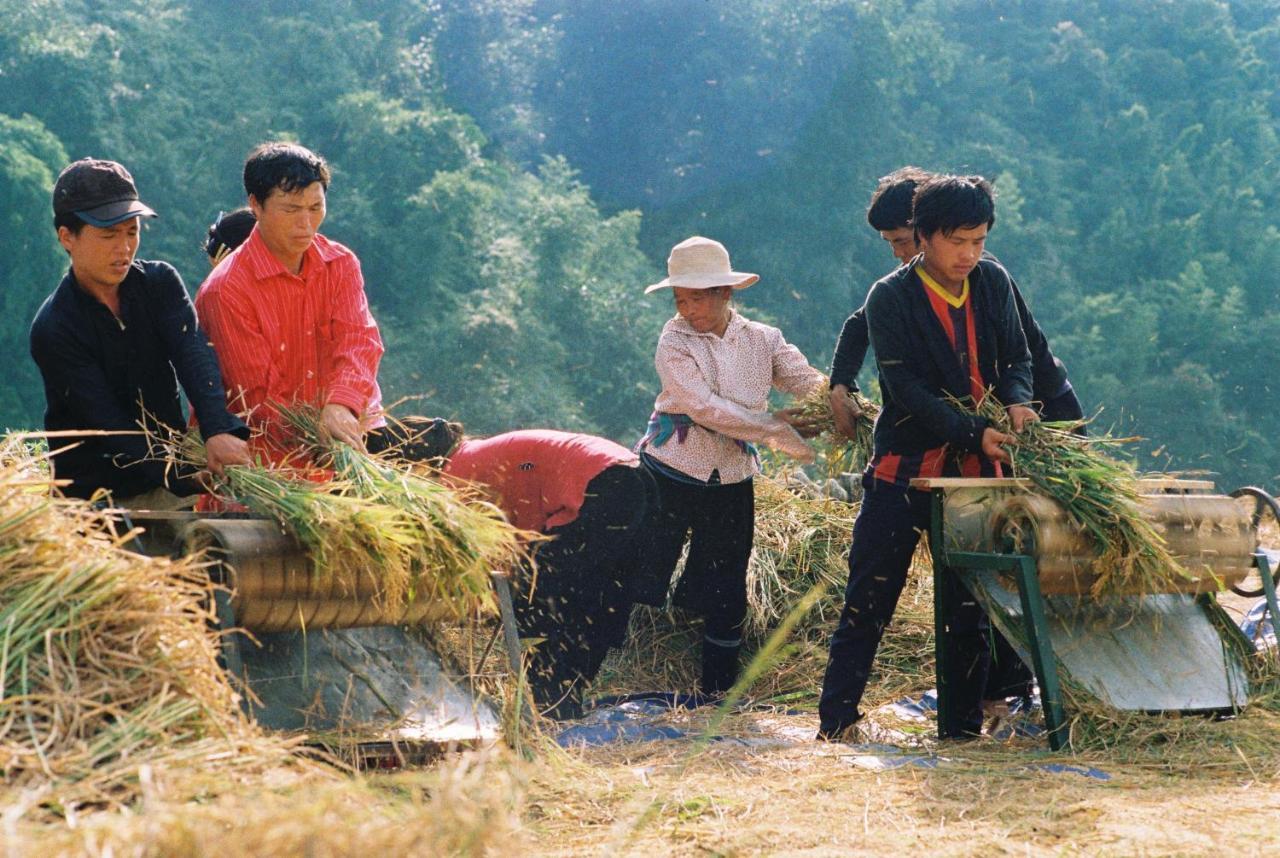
[196,142,385,463]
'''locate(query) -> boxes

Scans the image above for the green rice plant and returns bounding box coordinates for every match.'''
[961,393,1189,596]
[225,405,535,619]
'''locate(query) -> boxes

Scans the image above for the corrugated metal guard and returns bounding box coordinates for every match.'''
[181,519,454,632]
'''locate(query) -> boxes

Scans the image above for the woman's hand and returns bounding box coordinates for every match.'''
[774,407,825,439]
[769,423,817,463]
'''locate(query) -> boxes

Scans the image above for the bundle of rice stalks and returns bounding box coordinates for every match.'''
[0,437,309,816]
[966,394,1188,596]
[793,378,880,476]
[196,408,533,620]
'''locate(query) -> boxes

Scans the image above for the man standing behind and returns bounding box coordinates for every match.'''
[196,142,385,461]
[828,166,1083,438]
[817,176,1037,741]
[30,159,250,504]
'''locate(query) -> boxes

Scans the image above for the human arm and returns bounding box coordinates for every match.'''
[829,306,869,393]
[770,329,827,439]
[149,263,250,455]
[321,254,384,424]
[999,262,1069,399]
[984,265,1035,411]
[655,333,813,460]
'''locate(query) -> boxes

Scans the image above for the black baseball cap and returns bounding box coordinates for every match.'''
[52,159,158,227]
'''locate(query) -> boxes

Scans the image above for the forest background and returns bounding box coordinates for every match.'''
[2,0,1278,488]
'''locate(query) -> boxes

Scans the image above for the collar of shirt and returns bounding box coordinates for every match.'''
[915,264,970,308]
[665,309,748,341]
[62,263,143,320]
[242,228,346,282]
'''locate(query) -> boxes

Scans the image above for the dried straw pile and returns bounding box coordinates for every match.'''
[0,438,309,816]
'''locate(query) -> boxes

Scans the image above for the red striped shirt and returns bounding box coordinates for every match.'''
[195,227,384,463]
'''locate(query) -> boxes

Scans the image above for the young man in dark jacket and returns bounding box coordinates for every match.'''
[827,166,1083,439]
[29,159,249,504]
[817,175,1037,740]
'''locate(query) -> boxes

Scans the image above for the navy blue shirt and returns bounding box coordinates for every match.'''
[829,252,1071,402]
[29,260,248,499]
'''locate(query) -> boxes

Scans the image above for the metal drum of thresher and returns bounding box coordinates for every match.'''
[174,516,500,746]
[182,518,459,632]
[936,479,1256,713]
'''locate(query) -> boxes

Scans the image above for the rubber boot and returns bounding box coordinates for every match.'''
[700,636,741,697]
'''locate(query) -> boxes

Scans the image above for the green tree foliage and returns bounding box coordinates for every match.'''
[0,0,661,443]
[431,0,1280,486]
[2,0,1279,486]
[0,114,68,424]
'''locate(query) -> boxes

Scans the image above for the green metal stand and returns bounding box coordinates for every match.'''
[928,490,1069,751]
[1254,551,1280,639]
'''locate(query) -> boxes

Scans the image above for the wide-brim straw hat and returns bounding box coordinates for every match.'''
[644,235,759,294]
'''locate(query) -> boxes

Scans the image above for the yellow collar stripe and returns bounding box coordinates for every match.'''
[916,265,969,308]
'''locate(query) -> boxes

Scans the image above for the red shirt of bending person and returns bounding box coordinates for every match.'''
[415,422,653,721]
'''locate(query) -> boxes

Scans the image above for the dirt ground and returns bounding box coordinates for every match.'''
[16,693,1280,857]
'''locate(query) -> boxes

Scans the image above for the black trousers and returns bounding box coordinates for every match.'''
[516,464,653,717]
[818,478,991,737]
[632,463,755,694]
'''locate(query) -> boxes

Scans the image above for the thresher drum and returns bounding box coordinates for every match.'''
[929,478,1272,736]
[128,514,503,748]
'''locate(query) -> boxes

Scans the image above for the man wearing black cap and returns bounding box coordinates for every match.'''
[29,158,251,504]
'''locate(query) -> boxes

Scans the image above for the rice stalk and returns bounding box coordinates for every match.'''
[959,392,1189,597]
[278,405,535,615]
[188,409,534,621]
[793,378,880,476]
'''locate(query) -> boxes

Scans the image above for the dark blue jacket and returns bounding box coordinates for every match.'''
[830,252,1070,400]
[864,258,1033,458]
[30,260,247,499]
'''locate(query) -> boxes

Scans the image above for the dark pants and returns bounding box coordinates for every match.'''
[516,464,653,718]
[818,479,991,737]
[632,464,755,694]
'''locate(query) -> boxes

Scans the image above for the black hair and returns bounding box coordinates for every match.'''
[911,175,996,240]
[53,211,87,235]
[204,207,257,261]
[866,166,934,231]
[399,417,464,464]
[243,141,331,205]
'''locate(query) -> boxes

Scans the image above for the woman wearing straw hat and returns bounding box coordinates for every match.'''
[636,236,825,698]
